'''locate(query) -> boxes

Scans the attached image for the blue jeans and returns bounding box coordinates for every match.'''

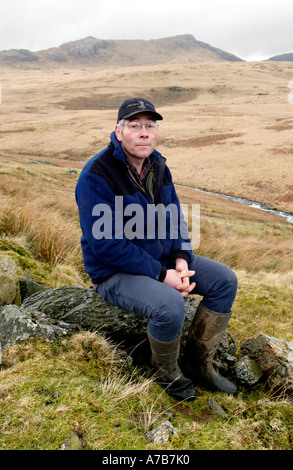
[97,254,238,342]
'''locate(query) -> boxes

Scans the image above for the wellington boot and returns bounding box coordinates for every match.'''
[183,302,238,396]
[147,330,197,401]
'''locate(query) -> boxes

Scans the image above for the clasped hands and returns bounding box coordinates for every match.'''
[163,258,196,297]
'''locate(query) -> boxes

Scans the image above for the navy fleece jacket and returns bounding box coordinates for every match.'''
[75,131,192,283]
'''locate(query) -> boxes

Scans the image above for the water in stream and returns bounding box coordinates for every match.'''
[176,184,293,226]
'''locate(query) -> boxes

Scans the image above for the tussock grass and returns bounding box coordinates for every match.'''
[100,368,153,403]
[0,170,87,286]
[0,193,81,267]
[198,216,293,273]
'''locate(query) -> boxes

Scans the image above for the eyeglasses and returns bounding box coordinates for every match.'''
[124,121,159,133]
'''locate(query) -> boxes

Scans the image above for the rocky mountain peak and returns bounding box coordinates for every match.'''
[0,34,244,68]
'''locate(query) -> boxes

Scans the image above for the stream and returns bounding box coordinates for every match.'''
[176,184,293,226]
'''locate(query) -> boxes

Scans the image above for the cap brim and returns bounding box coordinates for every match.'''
[122,110,163,121]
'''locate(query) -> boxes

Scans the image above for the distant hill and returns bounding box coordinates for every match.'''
[268,52,293,62]
[0,34,244,68]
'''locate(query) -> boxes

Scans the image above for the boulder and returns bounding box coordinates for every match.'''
[21,286,237,368]
[21,286,198,361]
[19,273,49,301]
[235,355,264,386]
[22,286,150,350]
[0,254,21,307]
[0,304,74,350]
[239,334,293,396]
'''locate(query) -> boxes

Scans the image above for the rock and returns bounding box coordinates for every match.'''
[0,304,73,350]
[20,287,241,377]
[60,431,84,450]
[0,254,21,307]
[145,421,178,444]
[213,331,238,373]
[22,287,239,372]
[22,286,150,354]
[235,355,264,386]
[240,334,293,395]
[208,398,227,417]
[22,287,202,361]
[19,273,49,301]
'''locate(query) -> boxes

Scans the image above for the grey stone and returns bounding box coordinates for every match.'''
[213,331,238,373]
[0,254,21,306]
[0,304,73,350]
[208,398,227,417]
[19,273,49,301]
[22,287,237,367]
[240,334,293,395]
[22,287,201,361]
[60,431,84,450]
[146,421,178,444]
[235,355,263,385]
[22,286,150,350]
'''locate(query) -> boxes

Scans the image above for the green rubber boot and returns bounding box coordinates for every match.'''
[147,329,197,401]
[183,302,238,395]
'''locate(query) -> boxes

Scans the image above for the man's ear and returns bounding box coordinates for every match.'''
[115,124,122,142]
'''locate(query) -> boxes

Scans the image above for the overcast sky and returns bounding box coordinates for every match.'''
[0,0,292,61]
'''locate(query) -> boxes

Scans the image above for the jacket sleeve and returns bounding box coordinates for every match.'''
[76,171,165,280]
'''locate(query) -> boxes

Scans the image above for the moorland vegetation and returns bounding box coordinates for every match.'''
[0,59,292,450]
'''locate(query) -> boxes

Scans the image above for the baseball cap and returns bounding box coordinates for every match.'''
[117,97,163,122]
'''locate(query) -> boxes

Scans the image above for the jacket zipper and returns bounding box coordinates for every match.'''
[127,167,154,202]
[127,167,164,257]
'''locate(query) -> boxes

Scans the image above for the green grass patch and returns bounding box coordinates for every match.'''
[0,332,292,450]
[229,273,293,344]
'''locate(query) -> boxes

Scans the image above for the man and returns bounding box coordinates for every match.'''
[75,97,238,401]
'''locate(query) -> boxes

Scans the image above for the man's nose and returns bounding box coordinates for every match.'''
[139,124,149,136]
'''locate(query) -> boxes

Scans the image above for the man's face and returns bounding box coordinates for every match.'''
[115,113,159,165]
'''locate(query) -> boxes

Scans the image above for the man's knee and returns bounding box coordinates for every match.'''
[224,267,238,297]
[150,289,186,338]
[201,264,238,314]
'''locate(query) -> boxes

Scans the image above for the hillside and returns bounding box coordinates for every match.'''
[1,59,293,214]
[269,52,293,62]
[0,34,243,68]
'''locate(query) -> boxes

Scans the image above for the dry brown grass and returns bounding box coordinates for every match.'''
[176,185,293,273]
[198,218,293,273]
[0,163,86,286]
[0,180,80,266]
[1,60,293,211]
